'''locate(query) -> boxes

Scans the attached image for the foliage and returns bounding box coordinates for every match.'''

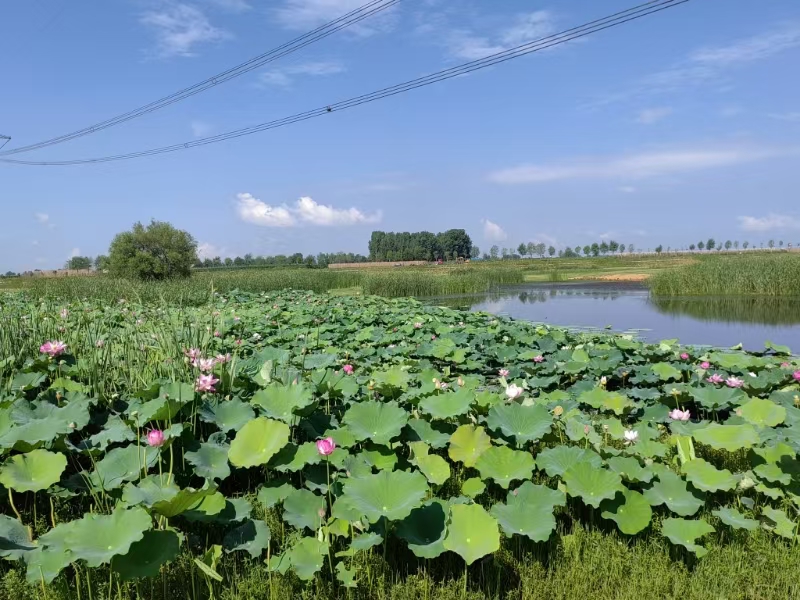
[368,230,473,262]
[108,219,197,281]
[64,256,93,270]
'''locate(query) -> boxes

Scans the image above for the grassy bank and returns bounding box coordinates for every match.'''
[649,253,800,296]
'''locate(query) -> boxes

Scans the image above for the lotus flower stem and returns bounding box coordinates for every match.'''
[7,488,23,524]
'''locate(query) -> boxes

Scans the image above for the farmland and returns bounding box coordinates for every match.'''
[1,289,799,599]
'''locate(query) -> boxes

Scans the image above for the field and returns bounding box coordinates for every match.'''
[1,289,799,599]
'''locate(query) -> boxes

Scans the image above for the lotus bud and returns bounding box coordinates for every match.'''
[553,406,564,417]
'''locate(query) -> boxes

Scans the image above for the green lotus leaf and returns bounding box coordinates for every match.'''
[325,426,358,448]
[193,545,223,582]
[712,507,758,531]
[251,383,314,423]
[490,481,565,542]
[0,449,66,493]
[681,459,738,493]
[751,442,795,465]
[90,444,160,490]
[24,547,72,584]
[661,517,715,557]
[536,446,602,478]
[288,537,327,581]
[753,463,791,485]
[448,425,492,468]
[198,398,255,433]
[127,397,183,426]
[651,362,682,381]
[0,396,94,448]
[690,386,745,410]
[228,417,290,468]
[373,366,411,394]
[600,489,652,535]
[88,415,136,451]
[350,532,383,552]
[419,388,474,420]
[410,443,451,486]
[643,470,704,516]
[475,445,535,489]
[342,401,408,446]
[122,475,179,507]
[112,530,181,581]
[443,503,500,565]
[256,479,294,509]
[755,482,784,500]
[606,456,653,483]
[181,491,227,522]
[624,439,669,459]
[40,506,151,567]
[331,495,365,523]
[361,443,398,471]
[693,423,759,452]
[396,499,448,559]
[563,463,622,508]
[762,507,797,540]
[270,442,321,472]
[578,388,633,415]
[486,403,552,445]
[405,419,453,449]
[185,441,231,481]
[0,514,35,560]
[223,519,271,558]
[738,398,786,428]
[336,562,357,588]
[342,470,427,523]
[283,489,326,531]
[153,485,217,518]
[461,477,486,498]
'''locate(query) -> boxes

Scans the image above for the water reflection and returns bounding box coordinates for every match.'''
[423,283,800,349]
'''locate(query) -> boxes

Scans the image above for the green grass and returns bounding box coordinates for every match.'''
[649,253,800,296]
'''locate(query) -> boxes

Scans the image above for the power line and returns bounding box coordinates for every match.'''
[1,0,689,167]
[0,136,10,151]
[0,0,401,157]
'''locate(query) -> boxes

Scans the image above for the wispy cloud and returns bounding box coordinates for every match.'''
[197,242,228,259]
[447,11,556,60]
[482,219,508,242]
[274,0,396,34]
[236,193,381,227]
[190,120,213,137]
[67,248,81,259]
[35,212,56,229]
[260,61,345,87]
[636,107,672,124]
[618,186,637,193]
[203,0,250,12]
[141,3,229,57]
[768,112,800,123]
[737,214,800,233]
[488,145,792,184]
[690,26,800,66]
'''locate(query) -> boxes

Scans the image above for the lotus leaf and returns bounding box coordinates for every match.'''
[342,401,408,445]
[490,481,565,542]
[461,477,486,498]
[198,398,254,433]
[419,388,474,420]
[537,446,602,478]
[563,463,622,508]
[228,417,290,468]
[24,547,73,584]
[90,444,159,490]
[0,449,66,493]
[185,441,231,481]
[762,507,797,540]
[153,485,217,518]
[712,507,758,531]
[486,403,552,444]
[122,475,179,507]
[112,530,181,581]
[223,519,271,558]
[601,489,652,534]
[410,443,451,485]
[283,489,326,531]
[660,517,715,557]
[270,442,321,472]
[651,362,682,381]
[251,383,314,423]
[256,479,294,509]
[753,463,790,485]
[691,386,745,410]
[405,419,452,449]
[681,459,739,493]
[350,532,383,552]
[396,500,448,559]
[181,491,227,522]
[443,504,500,565]
[643,471,704,516]
[0,514,35,560]
[342,470,427,523]
[288,537,327,580]
[738,398,786,428]
[606,456,653,483]
[693,423,759,452]
[336,562,357,588]
[475,445,535,489]
[579,388,633,415]
[448,425,492,467]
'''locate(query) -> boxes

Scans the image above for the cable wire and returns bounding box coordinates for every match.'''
[0,136,10,151]
[0,0,401,157]
[1,0,689,166]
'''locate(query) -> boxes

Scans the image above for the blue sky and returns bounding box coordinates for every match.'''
[1,0,799,271]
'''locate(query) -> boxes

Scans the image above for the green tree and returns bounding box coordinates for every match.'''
[724,240,732,250]
[619,243,626,253]
[689,244,695,251]
[655,245,663,254]
[698,241,705,251]
[706,238,715,251]
[608,240,619,253]
[470,246,480,259]
[590,243,599,257]
[94,255,109,270]
[574,246,581,255]
[547,245,556,257]
[65,256,93,270]
[108,220,197,280]
[627,244,634,253]
[779,240,784,248]
[536,243,546,258]
[490,245,499,260]
[768,239,775,249]
[583,245,591,256]
[599,241,609,255]
[526,242,536,258]
[733,241,739,249]
[517,243,527,257]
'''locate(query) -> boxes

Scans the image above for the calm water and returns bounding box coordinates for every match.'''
[425,283,800,351]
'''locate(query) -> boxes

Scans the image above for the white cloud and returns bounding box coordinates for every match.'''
[482,219,507,242]
[768,112,800,123]
[488,145,792,184]
[197,242,228,260]
[34,212,49,224]
[31,240,39,247]
[618,186,636,193]
[275,0,396,34]
[690,26,800,66]
[447,11,556,60]
[235,193,380,227]
[141,3,229,57]
[190,120,213,137]
[204,0,250,12]
[737,214,800,233]
[260,61,345,87]
[636,107,672,124]
[719,106,743,118]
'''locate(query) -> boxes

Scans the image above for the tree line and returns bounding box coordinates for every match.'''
[367,230,474,262]
[193,252,370,269]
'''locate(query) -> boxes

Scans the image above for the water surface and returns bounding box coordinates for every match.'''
[425,283,800,351]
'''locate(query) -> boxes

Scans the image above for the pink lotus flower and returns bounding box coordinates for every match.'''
[725,376,744,388]
[213,330,221,337]
[316,437,336,456]
[793,370,800,382]
[780,362,790,368]
[235,339,243,346]
[40,341,67,357]
[146,430,165,447]
[215,353,232,364]
[700,361,710,370]
[193,358,216,372]
[195,374,219,393]
[533,355,544,363]
[95,339,105,348]
[707,374,724,384]
[505,384,523,400]
[680,352,689,360]
[185,348,202,360]
[499,369,510,378]
[431,335,437,340]
[669,408,691,421]
[414,322,422,329]
[342,364,354,375]
[59,308,69,319]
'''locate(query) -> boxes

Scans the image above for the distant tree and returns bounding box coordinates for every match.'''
[583,245,591,256]
[224,257,233,266]
[574,246,581,255]
[706,238,715,251]
[779,240,784,248]
[547,245,556,257]
[470,246,480,259]
[65,256,93,270]
[590,243,600,257]
[536,243,546,258]
[517,243,527,257]
[619,243,626,253]
[526,242,536,258]
[768,239,775,249]
[608,240,620,253]
[733,241,739,249]
[655,245,663,254]
[689,244,695,251]
[558,249,564,258]
[627,244,635,254]
[724,240,732,250]
[599,241,609,255]
[108,220,197,280]
[501,247,509,259]
[94,255,109,270]
[490,245,499,260]
[698,241,705,251]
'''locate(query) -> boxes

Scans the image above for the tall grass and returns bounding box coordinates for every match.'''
[361,267,523,297]
[649,253,800,296]
[649,295,800,325]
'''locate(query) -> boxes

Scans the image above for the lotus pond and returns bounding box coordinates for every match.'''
[1,290,800,599]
